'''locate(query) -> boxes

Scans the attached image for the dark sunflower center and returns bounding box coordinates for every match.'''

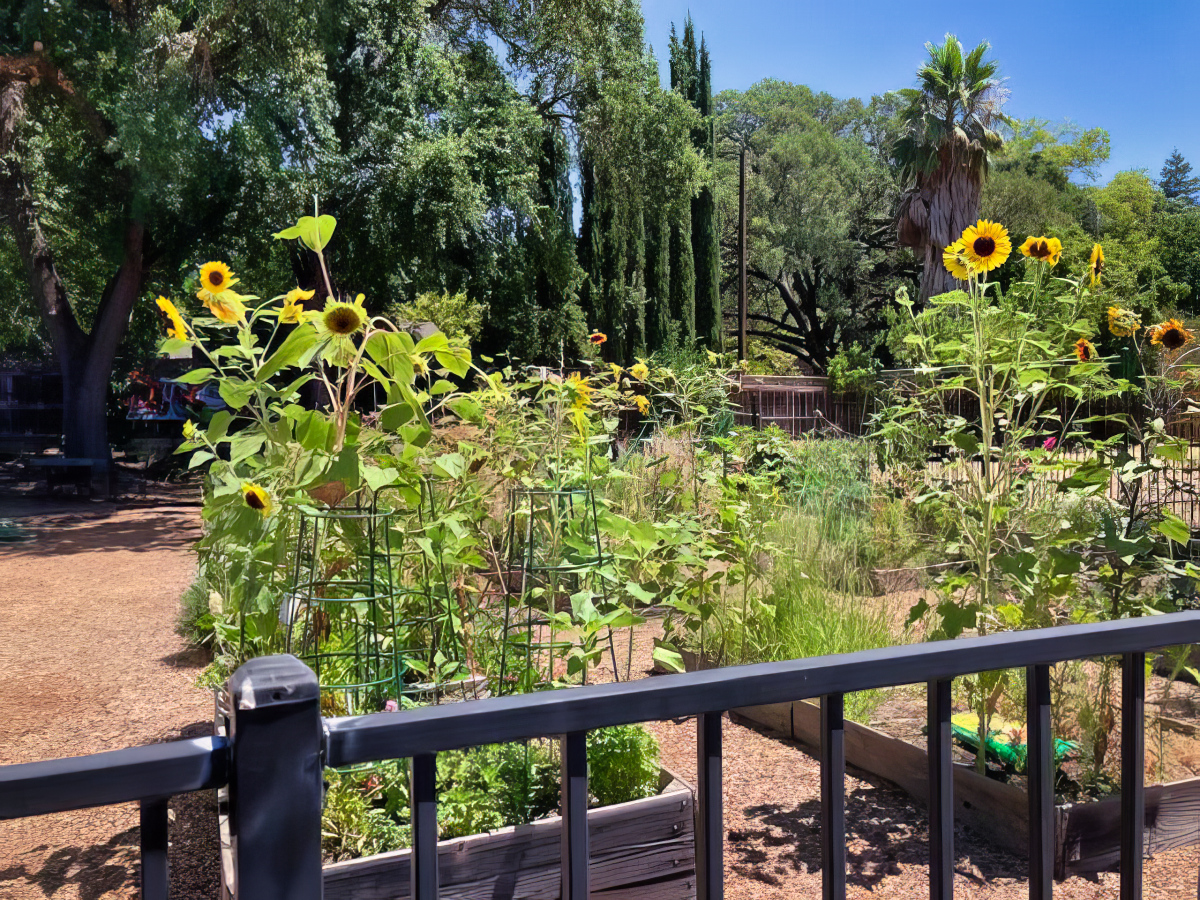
[1163,328,1187,350]
[1032,241,1050,259]
[973,236,996,257]
[325,307,361,335]
[208,271,225,287]
[244,490,265,510]
[1094,259,1104,273]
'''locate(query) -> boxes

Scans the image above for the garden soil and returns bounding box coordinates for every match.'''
[0,500,216,900]
[2,499,1198,899]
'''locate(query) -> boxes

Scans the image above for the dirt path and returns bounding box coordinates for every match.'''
[0,503,216,900]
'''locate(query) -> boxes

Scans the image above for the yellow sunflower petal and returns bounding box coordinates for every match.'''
[960,220,1011,272]
[155,296,189,341]
[942,240,972,281]
[1089,243,1105,286]
[199,261,236,294]
[241,482,273,517]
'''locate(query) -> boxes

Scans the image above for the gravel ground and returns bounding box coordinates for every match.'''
[0,499,218,900]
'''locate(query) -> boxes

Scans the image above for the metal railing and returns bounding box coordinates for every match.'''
[6,613,1200,900]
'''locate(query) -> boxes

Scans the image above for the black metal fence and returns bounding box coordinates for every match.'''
[7,613,1200,900]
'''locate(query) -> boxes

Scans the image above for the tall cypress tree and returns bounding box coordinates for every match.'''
[667,19,699,346]
[645,208,671,351]
[669,213,696,341]
[691,37,721,350]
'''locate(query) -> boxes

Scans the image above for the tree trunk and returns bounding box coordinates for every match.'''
[897,145,983,301]
[2,67,144,462]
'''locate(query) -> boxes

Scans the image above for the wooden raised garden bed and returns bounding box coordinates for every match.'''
[221,766,696,900]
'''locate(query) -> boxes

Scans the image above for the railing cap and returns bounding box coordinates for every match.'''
[228,654,319,711]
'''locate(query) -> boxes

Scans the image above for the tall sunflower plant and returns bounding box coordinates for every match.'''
[877,220,1157,773]
[158,214,473,659]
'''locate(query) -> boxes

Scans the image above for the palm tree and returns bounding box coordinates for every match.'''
[895,35,1008,300]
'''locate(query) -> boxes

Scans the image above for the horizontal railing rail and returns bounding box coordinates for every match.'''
[324,612,1200,762]
[5,612,1200,900]
[0,736,228,820]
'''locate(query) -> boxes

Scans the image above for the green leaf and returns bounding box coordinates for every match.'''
[362,465,400,492]
[1155,513,1191,547]
[258,325,318,382]
[206,410,233,443]
[274,215,336,252]
[446,396,483,424]
[218,378,257,410]
[173,368,215,385]
[432,452,466,479]
[652,646,685,674]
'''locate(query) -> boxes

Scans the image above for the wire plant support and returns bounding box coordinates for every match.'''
[497,486,622,693]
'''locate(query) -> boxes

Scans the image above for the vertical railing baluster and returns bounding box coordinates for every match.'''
[697,711,724,900]
[561,731,589,900]
[927,679,953,900]
[410,753,439,900]
[140,796,169,900]
[821,693,846,900]
[1121,652,1145,900]
[1026,664,1053,900]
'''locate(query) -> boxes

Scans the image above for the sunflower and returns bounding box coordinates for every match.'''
[1019,236,1062,266]
[318,294,367,337]
[960,220,1012,272]
[566,373,593,410]
[634,394,650,415]
[155,296,189,341]
[1107,306,1140,338]
[202,290,247,324]
[182,420,196,440]
[1089,244,1105,286]
[630,362,649,381]
[589,332,607,346]
[1150,318,1194,351]
[942,240,973,281]
[198,261,236,295]
[1073,338,1097,362]
[280,287,315,324]
[241,482,273,517]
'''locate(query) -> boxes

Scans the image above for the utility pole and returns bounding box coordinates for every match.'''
[737,147,747,360]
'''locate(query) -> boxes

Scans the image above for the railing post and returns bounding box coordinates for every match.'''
[696,711,724,900]
[927,679,953,900]
[1121,652,1145,900]
[140,796,169,900]
[227,654,323,900]
[1026,664,1053,900]
[821,693,846,900]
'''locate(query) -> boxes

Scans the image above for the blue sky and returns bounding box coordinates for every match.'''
[639,0,1198,184]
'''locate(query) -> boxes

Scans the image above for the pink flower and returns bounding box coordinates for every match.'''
[1042,437,1057,451]
[384,699,398,713]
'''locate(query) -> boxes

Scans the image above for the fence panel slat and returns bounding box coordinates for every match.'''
[1121,652,1145,900]
[927,679,953,900]
[410,753,439,900]
[561,731,589,900]
[821,693,846,900]
[140,797,169,900]
[697,711,724,900]
[1027,664,1053,900]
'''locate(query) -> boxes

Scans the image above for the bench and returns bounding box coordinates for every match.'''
[27,457,112,498]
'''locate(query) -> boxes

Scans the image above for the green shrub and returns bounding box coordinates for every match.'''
[587,725,660,807]
[176,576,215,649]
[320,727,660,860]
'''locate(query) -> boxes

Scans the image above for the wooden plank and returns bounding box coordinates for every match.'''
[323,776,695,900]
[1061,776,1200,876]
